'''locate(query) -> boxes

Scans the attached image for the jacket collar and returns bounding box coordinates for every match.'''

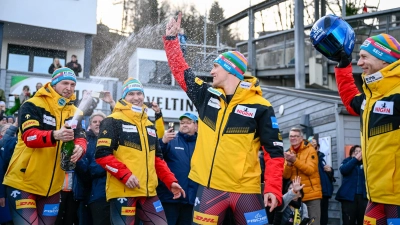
[35,82,76,110]
[362,59,400,97]
[114,99,148,123]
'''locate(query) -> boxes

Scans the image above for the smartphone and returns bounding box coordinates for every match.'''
[168,122,175,132]
[91,91,105,99]
[143,102,153,108]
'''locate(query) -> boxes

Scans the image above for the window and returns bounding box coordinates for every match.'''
[7,44,67,73]
[138,59,172,85]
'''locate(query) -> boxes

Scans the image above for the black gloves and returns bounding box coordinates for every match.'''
[337,50,352,68]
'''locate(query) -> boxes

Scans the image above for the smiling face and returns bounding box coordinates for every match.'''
[124,91,144,107]
[357,50,388,75]
[289,130,303,148]
[210,63,230,88]
[53,80,76,99]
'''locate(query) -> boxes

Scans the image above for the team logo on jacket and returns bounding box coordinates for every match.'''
[58,98,66,106]
[147,128,156,137]
[208,97,220,109]
[22,120,39,130]
[365,72,383,84]
[234,105,256,118]
[271,117,279,129]
[195,77,204,85]
[43,115,56,126]
[239,82,251,89]
[373,101,393,115]
[122,124,138,133]
[97,138,111,147]
[121,207,136,216]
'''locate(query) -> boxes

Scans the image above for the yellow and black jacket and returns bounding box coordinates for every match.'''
[95,100,177,200]
[3,82,86,197]
[336,60,400,205]
[164,37,284,203]
[283,141,322,202]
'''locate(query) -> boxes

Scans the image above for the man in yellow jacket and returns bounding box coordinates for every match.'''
[3,67,87,225]
[283,127,322,225]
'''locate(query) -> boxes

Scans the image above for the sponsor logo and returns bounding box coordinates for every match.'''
[375,42,392,53]
[244,209,268,224]
[22,120,39,130]
[193,211,218,224]
[25,114,31,119]
[234,105,257,118]
[239,82,251,89]
[121,207,136,216]
[372,48,383,56]
[16,199,36,209]
[131,105,142,113]
[361,99,366,110]
[27,135,37,141]
[364,215,376,225]
[58,98,66,106]
[207,97,221,109]
[195,197,200,206]
[105,165,118,173]
[278,132,283,140]
[102,130,108,135]
[153,200,163,212]
[43,115,56,126]
[147,128,156,137]
[195,77,204,85]
[311,25,326,41]
[97,138,112,147]
[373,101,394,115]
[174,147,184,150]
[362,39,371,48]
[273,142,283,147]
[271,117,279,129]
[122,124,138,133]
[10,190,20,198]
[43,204,59,216]
[117,198,127,204]
[65,119,78,129]
[387,218,400,225]
[207,87,223,97]
[365,72,383,84]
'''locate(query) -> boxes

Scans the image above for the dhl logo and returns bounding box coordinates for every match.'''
[193,211,218,224]
[121,207,136,216]
[16,199,36,209]
[97,138,111,147]
[22,120,39,130]
[364,216,376,225]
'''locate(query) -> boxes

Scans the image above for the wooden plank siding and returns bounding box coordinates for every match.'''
[262,88,360,225]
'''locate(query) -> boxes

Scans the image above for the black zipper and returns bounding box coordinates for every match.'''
[46,105,65,197]
[139,112,149,197]
[363,78,373,201]
[207,99,228,188]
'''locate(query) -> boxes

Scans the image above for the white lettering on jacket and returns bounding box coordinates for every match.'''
[27,135,37,141]
[234,105,256,118]
[365,72,383,84]
[207,97,220,109]
[122,125,137,133]
[43,115,56,126]
[373,101,393,115]
[147,128,156,137]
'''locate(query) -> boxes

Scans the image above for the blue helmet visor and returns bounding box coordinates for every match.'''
[314,33,343,59]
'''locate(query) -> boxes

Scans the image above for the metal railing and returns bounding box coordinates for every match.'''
[237,8,400,72]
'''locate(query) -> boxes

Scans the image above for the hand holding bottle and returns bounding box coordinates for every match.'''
[70,145,84,163]
[53,123,74,142]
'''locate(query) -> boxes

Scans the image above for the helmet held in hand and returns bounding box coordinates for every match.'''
[310,14,355,61]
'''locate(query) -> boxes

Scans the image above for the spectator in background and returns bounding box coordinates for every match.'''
[178,28,187,57]
[66,55,82,77]
[48,57,63,74]
[31,82,43,97]
[335,145,367,225]
[309,137,335,225]
[157,112,198,225]
[0,96,21,122]
[283,128,322,225]
[19,85,30,104]
[0,89,5,102]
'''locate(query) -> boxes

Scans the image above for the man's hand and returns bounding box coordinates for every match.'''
[162,128,176,144]
[125,174,140,189]
[151,102,161,114]
[13,117,18,127]
[264,193,278,212]
[166,12,182,36]
[53,123,74,142]
[284,151,296,163]
[0,197,5,207]
[70,145,84,163]
[337,50,352,68]
[323,165,332,172]
[171,182,186,199]
[101,91,116,109]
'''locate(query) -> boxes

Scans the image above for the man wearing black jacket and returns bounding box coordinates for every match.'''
[66,55,82,77]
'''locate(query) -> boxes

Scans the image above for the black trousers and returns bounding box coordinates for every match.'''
[89,198,111,225]
[55,191,80,225]
[320,196,330,225]
[341,194,368,225]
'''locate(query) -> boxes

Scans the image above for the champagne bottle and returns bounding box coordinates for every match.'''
[60,138,76,171]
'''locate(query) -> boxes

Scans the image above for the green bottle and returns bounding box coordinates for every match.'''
[61,140,76,171]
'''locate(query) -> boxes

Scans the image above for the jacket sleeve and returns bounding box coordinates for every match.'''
[7,97,21,116]
[339,157,358,175]
[155,111,165,138]
[283,162,293,179]
[259,104,284,205]
[95,117,132,184]
[292,148,318,176]
[335,65,364,116]
[163,36,209,109]
[154,136,177,189]
[279,190,297,212]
